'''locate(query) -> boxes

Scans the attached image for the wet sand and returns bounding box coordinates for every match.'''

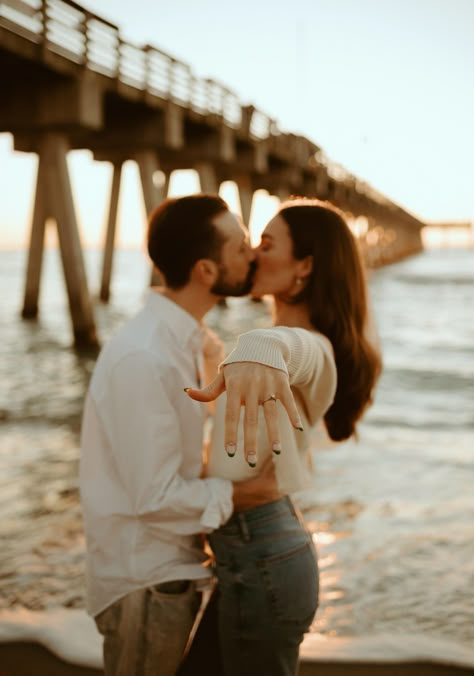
[0,642,100,676]
[300,663,474,676]
[0,642,473,676]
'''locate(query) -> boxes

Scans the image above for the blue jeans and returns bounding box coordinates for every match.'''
[209,496,319,676]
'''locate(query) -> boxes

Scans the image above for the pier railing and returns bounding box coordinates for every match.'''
[0,0,277,137]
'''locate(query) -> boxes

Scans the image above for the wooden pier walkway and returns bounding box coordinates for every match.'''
[0,0,425,346]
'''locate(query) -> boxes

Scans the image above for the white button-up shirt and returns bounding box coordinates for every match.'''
[80,290,233,617]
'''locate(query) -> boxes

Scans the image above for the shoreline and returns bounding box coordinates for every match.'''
[0,642,473,676]
[1,608,473,676]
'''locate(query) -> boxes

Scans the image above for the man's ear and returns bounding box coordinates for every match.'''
[192,258,218,286]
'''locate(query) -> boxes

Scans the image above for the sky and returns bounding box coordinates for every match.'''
[1,0,473,248]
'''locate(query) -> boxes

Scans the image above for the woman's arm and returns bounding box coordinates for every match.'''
[187,327,334,464]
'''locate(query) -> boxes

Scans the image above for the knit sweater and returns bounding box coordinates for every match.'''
[206,327,337,494]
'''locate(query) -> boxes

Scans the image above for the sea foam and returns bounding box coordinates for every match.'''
[0,607,473,670]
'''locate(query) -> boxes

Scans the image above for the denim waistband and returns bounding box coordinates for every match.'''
[215,496,300,539]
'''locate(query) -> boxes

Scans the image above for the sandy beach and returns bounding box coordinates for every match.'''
[0,642,473,676]
[1,607,473,676]
[0,642,100,676]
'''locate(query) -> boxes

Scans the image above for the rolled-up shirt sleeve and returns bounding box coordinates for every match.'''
[100,351,233,534]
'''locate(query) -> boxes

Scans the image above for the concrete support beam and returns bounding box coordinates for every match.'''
[167,126,235,166]
[315,169,329,199]
[274,187,292,203]
[163,103,185,149]
[155,171,171,201]
[136,150,167,286]
[300,175,319,199]
[220,126,236,162]
[100,162,122,303]
[254,141,269,173]
[136,150,164,214]
[0,72,104,132]
[22,157,48,320]
[332,182,347,208]
[21,132,98,346]
[47,134,98,346]
[196,162,219,193]
[235,176,254,227]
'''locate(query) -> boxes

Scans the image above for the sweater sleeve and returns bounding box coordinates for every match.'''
[221,327,329,384]
[221,327,337,424]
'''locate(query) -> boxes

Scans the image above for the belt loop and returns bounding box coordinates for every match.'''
[287,495,297,517]
[237,512,250,542]
[287,495,303,522]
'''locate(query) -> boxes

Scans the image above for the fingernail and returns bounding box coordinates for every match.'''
[272,442,282,455]
[183,388,191,392]
[297,426,304,432]
[247,453,257,467]
[226,443,236,458]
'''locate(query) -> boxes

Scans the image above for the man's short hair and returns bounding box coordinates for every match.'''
[147,194,229,289]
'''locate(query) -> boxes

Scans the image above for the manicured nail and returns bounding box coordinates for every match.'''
[226,443,236,457]
[272,442,282,455]
[247,453,257,467]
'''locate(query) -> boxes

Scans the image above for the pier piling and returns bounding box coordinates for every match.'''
[100,163,122,303]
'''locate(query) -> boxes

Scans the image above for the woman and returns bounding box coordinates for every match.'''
[186,199,382,676]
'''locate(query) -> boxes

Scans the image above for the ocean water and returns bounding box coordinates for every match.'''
[0,246,473,652]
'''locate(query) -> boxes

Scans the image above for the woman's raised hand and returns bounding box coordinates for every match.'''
[185,362,303,466]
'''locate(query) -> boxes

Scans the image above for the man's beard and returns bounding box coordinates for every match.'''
[211,261,257,297]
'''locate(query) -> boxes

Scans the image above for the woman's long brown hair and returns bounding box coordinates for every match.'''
[280,200,382,441]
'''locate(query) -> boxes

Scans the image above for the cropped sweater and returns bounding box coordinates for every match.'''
[206,326,337,495]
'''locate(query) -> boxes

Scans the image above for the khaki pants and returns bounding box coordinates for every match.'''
[95,581,201,676]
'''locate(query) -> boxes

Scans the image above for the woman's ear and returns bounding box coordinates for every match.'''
[298,255,313,280]
[192,259,218,286]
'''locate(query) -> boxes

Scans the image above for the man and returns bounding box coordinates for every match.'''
[80,194,282,676]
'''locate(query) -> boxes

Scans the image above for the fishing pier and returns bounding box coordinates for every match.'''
[0,0,425,345]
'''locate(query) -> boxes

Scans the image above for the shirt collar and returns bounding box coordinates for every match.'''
[144,289,203,352]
